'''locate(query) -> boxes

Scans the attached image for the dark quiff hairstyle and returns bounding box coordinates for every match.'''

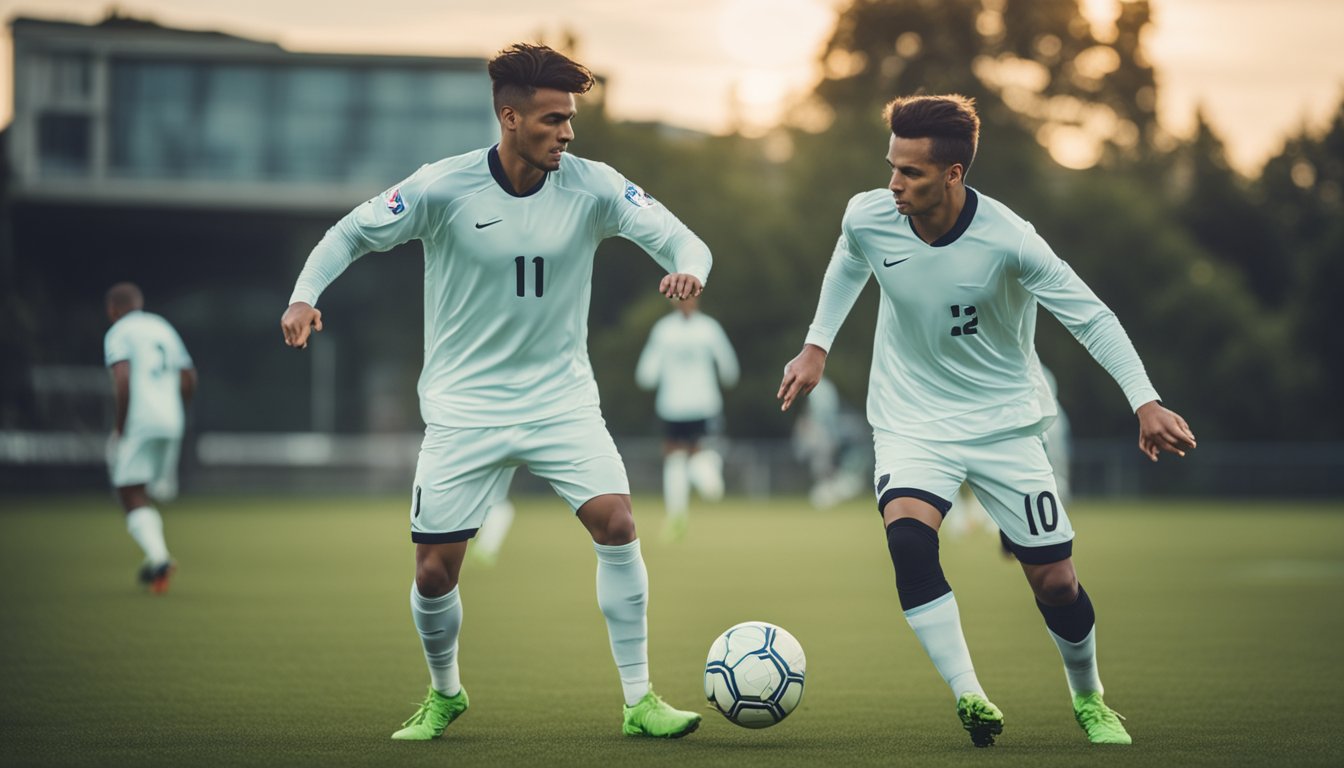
[488,44,594,114]
[883,94,980,174]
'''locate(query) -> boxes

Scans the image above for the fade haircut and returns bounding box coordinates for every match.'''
[488,44,594,114]
[883,94,980,174]
[105,282,143,311]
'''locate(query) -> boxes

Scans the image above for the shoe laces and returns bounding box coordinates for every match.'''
[1078,700,1126,729]
[401,692,440,727]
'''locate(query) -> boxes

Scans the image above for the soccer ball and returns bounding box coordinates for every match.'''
[704,621,806,728]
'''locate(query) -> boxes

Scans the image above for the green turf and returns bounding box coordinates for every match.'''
[2,494,1341,767]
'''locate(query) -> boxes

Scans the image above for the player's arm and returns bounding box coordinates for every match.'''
[1016,231,1195,459]
[283,172,432,348]
[634,324,663,391]
[778,220,872,412]
[180,368,198,407]
[109,360,130,435]
[604,176,711,300]
[713,322,740,388]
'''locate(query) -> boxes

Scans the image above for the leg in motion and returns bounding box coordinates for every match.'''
[578,494,700,738]
[1024,558,1130,745]
[885,496,1003,747]
[118,485,175,594]
[392,541,470,740]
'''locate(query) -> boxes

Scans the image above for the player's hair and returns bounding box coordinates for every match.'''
[488,44,594,114]
[883,94,980,174]
[105,282,143,311]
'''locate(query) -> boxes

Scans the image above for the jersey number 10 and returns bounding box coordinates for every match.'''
[515,256,545,298]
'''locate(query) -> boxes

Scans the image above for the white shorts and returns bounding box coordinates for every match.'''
[872,428,1074,564]
[410,406,630,543]
[109,433,181,500]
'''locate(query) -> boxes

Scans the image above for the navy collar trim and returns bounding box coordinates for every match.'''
[907,187,978,247]
[488,145,547,198]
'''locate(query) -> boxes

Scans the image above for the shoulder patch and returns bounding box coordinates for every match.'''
[623,182,656,209]
[384,187,406,215]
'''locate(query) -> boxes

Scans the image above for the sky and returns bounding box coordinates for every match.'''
[3,0,1342,174]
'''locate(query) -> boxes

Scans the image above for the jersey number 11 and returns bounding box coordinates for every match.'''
[515,256,544,298]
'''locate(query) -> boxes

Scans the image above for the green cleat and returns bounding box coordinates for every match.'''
[622,690,701,738]
[390,686,468,740]
[1073,691,1132,744]
[956,692,1005,747]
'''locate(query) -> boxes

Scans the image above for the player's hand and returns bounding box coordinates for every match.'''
[1135,401,1196,462]
[660,273,703,300]
[281,302,323,349]
[777,344,827,413]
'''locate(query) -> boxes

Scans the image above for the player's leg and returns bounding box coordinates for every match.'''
[531,408,699,737]
[661,442,690,538]
[969,433,1129,745]
[874,431,1002,747]
[111,435,174,592]
[392,424,511,740]
[470,499,515,566]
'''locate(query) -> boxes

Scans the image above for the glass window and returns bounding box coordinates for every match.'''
[109,60,197,178]
[37,112,91,176]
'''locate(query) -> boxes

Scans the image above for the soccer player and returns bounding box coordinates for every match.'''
[635,295,739,539]
[777,95,1196,747]
[104,282,196,594]
[280,44,704,741]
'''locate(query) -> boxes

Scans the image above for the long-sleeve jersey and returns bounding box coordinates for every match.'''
[635,310,739,421]
[290,146,713,428]
[804,187,1158,442]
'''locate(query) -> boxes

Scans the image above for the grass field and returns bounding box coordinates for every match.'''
[2,494,1342,767]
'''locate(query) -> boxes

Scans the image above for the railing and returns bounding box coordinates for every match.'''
[2,431,1343,498]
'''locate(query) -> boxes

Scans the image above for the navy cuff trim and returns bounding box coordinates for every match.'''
[877,487,953,517]
[1005,538,1073,565]
[411,528,479,544]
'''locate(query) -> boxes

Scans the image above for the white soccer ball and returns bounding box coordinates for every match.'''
[704,621,806,728]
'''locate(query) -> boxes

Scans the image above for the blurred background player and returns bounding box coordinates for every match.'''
[470,499,514,566]
[635,294,738,539]
[791,376,872,509]
[103,282,196,594]
[280,43,706,741]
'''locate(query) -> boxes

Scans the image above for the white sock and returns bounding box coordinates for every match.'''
[125,506,169,565]
[663,452,689,518]
[410,584,463,696]
[687,449,725,501]
[474,500,515,558]
[1047,626,1103,696]
[594,539,650,706]
[904,593,986,699]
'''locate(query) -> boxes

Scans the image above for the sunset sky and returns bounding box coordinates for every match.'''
[3,0,1341,174]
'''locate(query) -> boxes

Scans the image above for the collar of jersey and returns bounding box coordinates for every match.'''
[488,145,548,198]
[907,187,978,247]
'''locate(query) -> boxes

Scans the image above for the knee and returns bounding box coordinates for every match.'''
[1033,572,1079,607]
[415,561,457,597]
[594,511,636,546]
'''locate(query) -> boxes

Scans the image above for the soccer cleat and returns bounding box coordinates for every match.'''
[1073,691,1132,744]
[622,690,701,738]
[956,692,1005,747]
[138,560,176,595]
[662,515,689,543]
[391,686,469,740]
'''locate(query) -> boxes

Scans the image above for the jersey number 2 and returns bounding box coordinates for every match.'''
[515,256,544,298]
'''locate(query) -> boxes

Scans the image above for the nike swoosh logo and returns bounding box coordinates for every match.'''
[475,219,502,229]
[883,257,910,267]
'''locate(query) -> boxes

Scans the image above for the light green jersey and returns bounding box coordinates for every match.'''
[804,187,1158,442]
[290,146,712,428]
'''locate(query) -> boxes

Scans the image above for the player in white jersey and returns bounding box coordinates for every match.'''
[778,95,1196,747]
[280,44,704,741]
[103,282,196,594]
[635,295,739,539]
